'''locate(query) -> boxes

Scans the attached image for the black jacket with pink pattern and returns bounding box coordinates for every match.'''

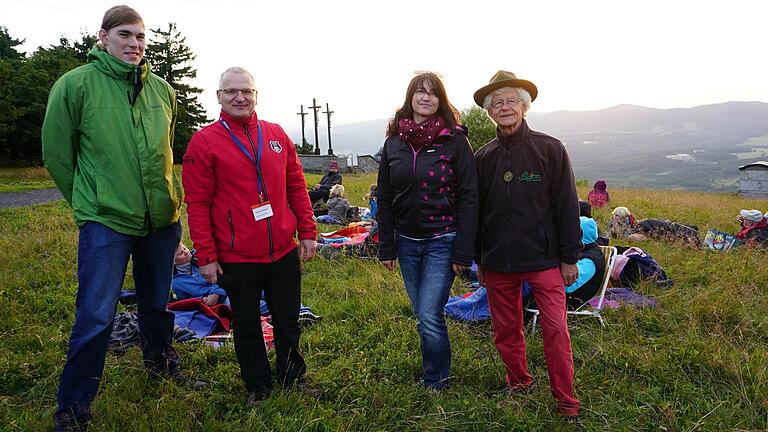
[376,126,478,266]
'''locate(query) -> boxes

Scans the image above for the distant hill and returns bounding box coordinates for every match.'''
[288,101,768,191]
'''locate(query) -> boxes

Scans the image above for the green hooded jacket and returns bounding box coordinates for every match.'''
[42,47,181,236]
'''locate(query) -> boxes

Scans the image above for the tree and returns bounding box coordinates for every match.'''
[0,26,25,60]
[144,23,209,162]
[296,138,315,155]
[0,36,82,164]
[460,106,496,151]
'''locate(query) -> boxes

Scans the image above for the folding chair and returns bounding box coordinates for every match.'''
[527,246,617,333]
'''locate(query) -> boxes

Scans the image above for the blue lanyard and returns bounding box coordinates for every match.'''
[220,118,264,198]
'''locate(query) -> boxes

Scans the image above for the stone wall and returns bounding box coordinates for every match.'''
[299,155,348,174]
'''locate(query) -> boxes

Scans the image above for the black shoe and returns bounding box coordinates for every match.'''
[54,412,90,432]
[295,381,322,398]
[171,372,208,391]
[247,389,271,408]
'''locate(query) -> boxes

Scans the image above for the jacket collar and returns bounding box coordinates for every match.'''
[219,110,259,128]
[88,47,149,82]
[496,119,531,148]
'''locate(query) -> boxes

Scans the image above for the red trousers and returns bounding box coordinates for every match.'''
[485,266,581,416]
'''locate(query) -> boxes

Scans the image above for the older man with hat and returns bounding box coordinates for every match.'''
[308,159,343,203]
[473,70,583,423]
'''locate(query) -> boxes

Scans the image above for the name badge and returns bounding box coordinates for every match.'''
[251,201,274,221]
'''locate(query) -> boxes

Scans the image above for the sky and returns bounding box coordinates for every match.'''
[3,0,768,135]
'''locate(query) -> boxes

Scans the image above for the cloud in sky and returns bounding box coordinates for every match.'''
[4,0,767,130]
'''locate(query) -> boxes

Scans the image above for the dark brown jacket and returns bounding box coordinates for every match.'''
[474,120,581,273]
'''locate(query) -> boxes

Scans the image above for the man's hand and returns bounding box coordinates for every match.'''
[477,265,486,286]
[200,261,223,284]
[381,260,397,271]
[299,239,317,261]
[203,293,220,306]
[313,183,321,190]
[560,262,579,287]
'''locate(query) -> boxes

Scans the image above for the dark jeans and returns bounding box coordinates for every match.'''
[55,221,181,423]
[396,233,456,389]
[221,249,305,392]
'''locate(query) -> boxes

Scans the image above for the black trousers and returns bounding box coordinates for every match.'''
[308,188,329,203]
[221,249,305,392]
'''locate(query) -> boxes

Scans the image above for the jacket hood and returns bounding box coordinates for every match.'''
[88,46,149,82]
[593,180,607,190]
[580,216,598,244]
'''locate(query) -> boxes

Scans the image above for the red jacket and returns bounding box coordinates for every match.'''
[182,110,316,265]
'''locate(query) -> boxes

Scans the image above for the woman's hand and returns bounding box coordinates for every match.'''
[381,260,397,271]
[452,263,468,275]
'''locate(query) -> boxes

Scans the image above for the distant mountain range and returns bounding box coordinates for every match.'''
[287,101,768,191]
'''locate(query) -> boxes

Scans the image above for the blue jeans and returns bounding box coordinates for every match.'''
[396,233,456,389]
[56,221,181,422]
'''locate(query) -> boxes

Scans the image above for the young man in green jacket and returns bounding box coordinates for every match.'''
[41,6,198,430]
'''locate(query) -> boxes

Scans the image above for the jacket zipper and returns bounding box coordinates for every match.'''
[227,210,235,248]
[411,143,422,228]
[244,123,275,262]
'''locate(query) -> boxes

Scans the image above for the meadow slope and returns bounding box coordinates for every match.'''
[0,171,766,431]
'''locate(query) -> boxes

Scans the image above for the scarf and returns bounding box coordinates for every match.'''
[397,115,446,149]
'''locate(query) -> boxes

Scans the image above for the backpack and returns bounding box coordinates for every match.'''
[615,246,673,288]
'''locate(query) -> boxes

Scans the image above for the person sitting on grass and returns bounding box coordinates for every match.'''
[735,209,768,247]
[316,184,350,225]
[525,216,606,311]
[364,183,378,220]
[587,179,610,208]
[173,243,230,306]
[308,159,343,204]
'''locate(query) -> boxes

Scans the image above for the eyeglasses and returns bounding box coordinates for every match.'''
[491,98,522,110]
[220,88,257,98]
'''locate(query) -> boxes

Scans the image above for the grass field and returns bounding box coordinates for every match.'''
[0,167,55,193]
[1,172,767,431]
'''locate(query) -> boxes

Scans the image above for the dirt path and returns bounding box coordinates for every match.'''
[0,188,63,209]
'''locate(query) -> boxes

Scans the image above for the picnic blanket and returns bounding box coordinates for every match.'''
[168,298,233,339]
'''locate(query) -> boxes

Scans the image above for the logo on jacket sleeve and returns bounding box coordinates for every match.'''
[269,141,283,153]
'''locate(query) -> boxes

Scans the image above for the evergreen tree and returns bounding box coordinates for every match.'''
[145,23,209,162]
[0,34,82,164]
[0,26,25,60]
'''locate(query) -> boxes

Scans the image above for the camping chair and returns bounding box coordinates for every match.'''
[527,246,617,334]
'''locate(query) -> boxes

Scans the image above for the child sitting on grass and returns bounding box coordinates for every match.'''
[173,243,229,306]
[364,183,378,220]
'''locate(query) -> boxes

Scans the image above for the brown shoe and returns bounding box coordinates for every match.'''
[247,389,270,408]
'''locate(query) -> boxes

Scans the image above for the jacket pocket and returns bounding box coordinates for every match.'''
[227,210,235,249]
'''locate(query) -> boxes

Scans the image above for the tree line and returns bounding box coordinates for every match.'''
[0,23,208,165]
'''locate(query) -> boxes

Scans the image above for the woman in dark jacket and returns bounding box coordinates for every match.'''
[377,72,478,390]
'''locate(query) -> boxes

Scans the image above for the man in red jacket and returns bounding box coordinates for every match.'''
[182,67,317,407]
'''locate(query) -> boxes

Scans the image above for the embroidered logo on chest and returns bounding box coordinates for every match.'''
[519,171,542,182]
[269,141,283,153]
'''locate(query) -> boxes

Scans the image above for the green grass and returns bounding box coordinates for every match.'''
[1,173,767,431]
[0,167,55,193]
